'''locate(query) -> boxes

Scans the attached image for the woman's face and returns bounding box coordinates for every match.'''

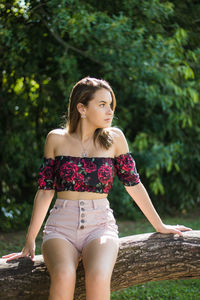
[83,88,114,128]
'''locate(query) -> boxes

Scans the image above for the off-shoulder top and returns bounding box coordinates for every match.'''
[38,152,140,194]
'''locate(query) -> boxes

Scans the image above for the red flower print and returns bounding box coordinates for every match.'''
[60,162,78,181]
[98,165,113,185]
[74,173,85,190]
[38,177,46,188]
[83,161,97,173]
[114,153,140,186]
[48,159,55,166]
[41,166,53,179]
[103,181,112,193]
[116,154,135,172]
[54,160,61,173]
[124,173,139,184]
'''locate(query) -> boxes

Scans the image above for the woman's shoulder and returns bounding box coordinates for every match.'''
[108,126,123,136]
[44,128,68,158]
[108,127,129,156]
[108,127,126,142]
[48,128,68,137]
[46,128,68,142]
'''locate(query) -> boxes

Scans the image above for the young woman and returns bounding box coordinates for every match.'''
[2,77,192,300]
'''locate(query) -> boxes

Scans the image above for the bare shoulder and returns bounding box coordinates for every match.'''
[46,128,67,145]
[108,127,129,156]
[48,128,67,138]
[108,127,123,137]
[44,128,67,158]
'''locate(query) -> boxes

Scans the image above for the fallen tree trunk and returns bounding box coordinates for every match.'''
[0,230,200,300]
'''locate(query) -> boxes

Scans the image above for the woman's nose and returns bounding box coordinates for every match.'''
[107,106,113,115]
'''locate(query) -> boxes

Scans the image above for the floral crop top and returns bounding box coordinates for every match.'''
[38,152,140,194]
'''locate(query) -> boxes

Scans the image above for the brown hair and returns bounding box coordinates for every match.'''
[65,76,116,150]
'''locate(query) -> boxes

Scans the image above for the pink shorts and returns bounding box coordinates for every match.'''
[42,198,119,257]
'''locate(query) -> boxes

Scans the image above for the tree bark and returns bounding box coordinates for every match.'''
[0,231,200,300]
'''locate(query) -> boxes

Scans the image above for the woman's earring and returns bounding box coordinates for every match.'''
[81,113,86,119]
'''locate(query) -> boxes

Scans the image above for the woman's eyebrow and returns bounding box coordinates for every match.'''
[98,100,112,104]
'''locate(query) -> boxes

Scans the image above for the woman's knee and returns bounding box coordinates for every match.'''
[50,265,76,284]
[85,268,112,286]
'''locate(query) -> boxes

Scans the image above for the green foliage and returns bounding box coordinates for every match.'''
[0,0,200,230]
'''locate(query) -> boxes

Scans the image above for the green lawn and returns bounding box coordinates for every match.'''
[0,211,200,299]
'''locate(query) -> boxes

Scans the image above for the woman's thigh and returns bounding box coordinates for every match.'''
[42,238,80,275]
[82,237,119,277]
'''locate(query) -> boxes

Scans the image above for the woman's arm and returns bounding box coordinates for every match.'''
[125,183,192,236]
[112,128,192,235]
[2,132,56,261]
[26,189,55,242]
[27,130,56,243]
[2,189,55,262]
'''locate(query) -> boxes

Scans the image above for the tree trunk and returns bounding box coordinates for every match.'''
[0,231,200,300]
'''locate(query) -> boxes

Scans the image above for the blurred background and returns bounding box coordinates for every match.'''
[1,0,200,230]
[1,1,200,298]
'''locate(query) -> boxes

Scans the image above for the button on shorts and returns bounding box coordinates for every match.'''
[42,198,119,257]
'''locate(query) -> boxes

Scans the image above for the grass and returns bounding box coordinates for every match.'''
[0,210,200,299]
[111,280,200,300]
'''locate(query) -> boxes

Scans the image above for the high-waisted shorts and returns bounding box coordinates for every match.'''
[42,198,119,257]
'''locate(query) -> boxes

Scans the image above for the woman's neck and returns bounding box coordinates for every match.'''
[75,122,96,143]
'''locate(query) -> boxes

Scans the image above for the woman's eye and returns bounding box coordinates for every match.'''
[100,104,105,107]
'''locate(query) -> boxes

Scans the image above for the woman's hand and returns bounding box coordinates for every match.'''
[1,239,36,262]
[157,224,192,236]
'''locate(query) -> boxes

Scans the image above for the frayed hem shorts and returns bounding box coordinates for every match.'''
[42,198,119,257]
